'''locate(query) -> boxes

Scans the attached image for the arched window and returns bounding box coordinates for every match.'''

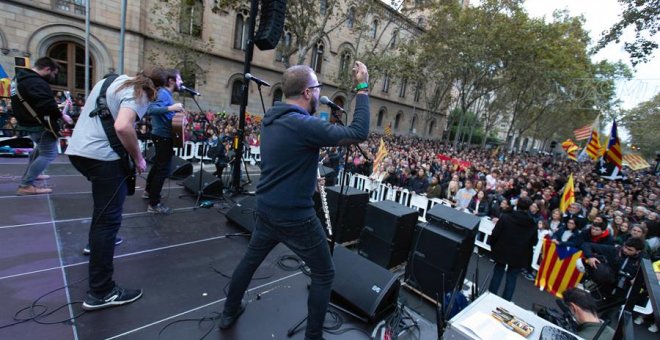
[428,120,435,136]
[180,0,204,37]
[394,111,403,130]
[382,72,390,93]
[346,7,355,28]
[276,30,292,62]
[399,78,407,98]
[320,0,327,15]
[234,10,249,50]
[377,109,385,127]
[390,29,398,49]
[230,79,244,105]
[414,82,421,102]
[311,41,324,73]
[417,16,426,27]
[410,115,416,133]
[47,41,94,99]
[179,61,198,92]
[339,50,352,75]
[371,19,379,39]
[272,88,283,105]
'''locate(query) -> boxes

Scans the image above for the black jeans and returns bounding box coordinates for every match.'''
[145,136,173,206]
[223,213,334,340]
[69,155,127,297]
[488,262,521,301]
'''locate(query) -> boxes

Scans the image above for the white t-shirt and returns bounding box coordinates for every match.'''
[66,75,149,161]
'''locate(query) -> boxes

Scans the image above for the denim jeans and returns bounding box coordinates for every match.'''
[488,262,521,301]
[145,136,173,206]
[69,155,128,297]
[21,130,58,186]
[223,213,334,340]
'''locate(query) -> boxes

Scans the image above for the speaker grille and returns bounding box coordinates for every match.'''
[254,0,287,50]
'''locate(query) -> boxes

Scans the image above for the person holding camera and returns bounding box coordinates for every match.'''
[562,288,615,340]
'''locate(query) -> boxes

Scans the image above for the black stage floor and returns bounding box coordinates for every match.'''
[0,155,656,340]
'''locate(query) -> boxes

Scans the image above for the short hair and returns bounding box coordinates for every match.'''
[624,237,644,250]
[282,65,314,98]
[33,57,61,72]
[148,68,179,88]
[563,288,598,315]
[517,196,532,211]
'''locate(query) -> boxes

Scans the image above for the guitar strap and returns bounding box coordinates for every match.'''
[89,74,126,159]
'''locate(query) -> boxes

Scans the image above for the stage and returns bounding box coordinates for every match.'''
[0,155,656,339]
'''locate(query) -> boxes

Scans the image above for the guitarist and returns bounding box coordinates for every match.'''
[10,57,73,195]
[144,68,184,214]
[65,72,156,311]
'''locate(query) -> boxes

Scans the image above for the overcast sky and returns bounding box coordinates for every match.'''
[523,0,660,111]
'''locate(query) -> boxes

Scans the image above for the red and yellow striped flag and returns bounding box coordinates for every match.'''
[371,138,388,175]
[559,174,575,213]
[604,120,622,169]
[535,239,584,298]
[585,129,601,160]
[623,154,650,171]
[384,122,392,136]
[567,144,579,161]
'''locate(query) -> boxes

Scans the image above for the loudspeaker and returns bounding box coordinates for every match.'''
[254,0,286,50]
[182,170,223,197]
[404,207,479,300]
[145,146,193,179]
[332,245,399,321]
[358,201,418,268]
[225,196,257,233]
[318,164,336,186]
[325,186,369,242]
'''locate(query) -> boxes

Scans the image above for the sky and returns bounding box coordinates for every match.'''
[523,0,660,111]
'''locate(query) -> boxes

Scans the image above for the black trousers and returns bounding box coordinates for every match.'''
[145,136,173,206]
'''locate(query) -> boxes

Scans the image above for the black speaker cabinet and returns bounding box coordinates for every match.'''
[318,164,336,186]
[145,146,193,179]
[182,170,223,197]
[332,244,399,322]
[225,196,257,233]
[426,204,480,235]
[358,201,418,268]
[404,217,477,299]
[254,0,287,50]
[325,186,369,243]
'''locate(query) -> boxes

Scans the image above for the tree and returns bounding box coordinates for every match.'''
[594,0,660,67]
[619,93,660,158]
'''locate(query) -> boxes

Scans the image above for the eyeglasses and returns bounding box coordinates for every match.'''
[306,84,323,91]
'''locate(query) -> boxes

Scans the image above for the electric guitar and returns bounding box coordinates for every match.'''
[44,91,73,137]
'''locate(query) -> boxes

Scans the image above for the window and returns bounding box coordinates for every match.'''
[276,31,292,62]
[231,80,244,105]
[339,50,352,75]
[390,30,398,49]
[414,82,421,102]
[346,7,355,28]
[180,0,203,37]
[320,0,327,15]
[371,19,379,39]
[394,112,403,130]
[417,16,426,27]
[272,88,283,105]
[47,41,94,99]
[428,120,435,135]
[234,10,249,50]
[179,61,198,92]
[382,73,390,93]
[54,0,85,15]
[311,42,324,73]
[377,109,385,127]
[410,115,416,133]
[399,78,407,98]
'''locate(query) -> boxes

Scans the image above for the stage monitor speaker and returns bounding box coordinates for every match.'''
[318,164,336,186]
[404,218,476,300]
[358,229,410,269]
[325,186,369,243]
[332,244,399,322]
[145,146,193,179]
[225,195,257,233]
[182,170,223,197]
[254,0,286,50]
[426,203,480,235]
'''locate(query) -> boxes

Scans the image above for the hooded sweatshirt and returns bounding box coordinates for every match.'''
[256,94,370,220]
[10,68,63,128]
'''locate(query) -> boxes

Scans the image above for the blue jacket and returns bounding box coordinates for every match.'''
[147,87,175,138]
[256,95,370,220]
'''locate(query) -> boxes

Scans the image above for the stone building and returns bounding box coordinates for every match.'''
[0,0,447,138]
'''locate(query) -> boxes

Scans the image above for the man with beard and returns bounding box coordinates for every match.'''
[219,62,370,340]
[143,68,185,214]
[11,57,74,195]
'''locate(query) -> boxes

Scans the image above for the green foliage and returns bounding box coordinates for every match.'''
[619,93,660,158]
[594,0,660,67]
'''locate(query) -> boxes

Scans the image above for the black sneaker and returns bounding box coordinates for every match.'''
[82,285,143,311]
[82,237,124,255]
[147,203,172,214]
[219,301,247,329]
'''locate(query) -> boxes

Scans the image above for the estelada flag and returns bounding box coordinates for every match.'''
[535,238,584,298]
[604,120,622,169]
[559,174,575,213]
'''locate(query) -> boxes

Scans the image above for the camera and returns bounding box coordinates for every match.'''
[617,270,632,289]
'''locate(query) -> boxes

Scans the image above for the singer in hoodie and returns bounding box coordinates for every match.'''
[219,62,370,340]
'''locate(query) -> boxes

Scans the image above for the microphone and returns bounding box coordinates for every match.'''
[320,96,345,112]
[245,73,271,87]
[180,84,201,96]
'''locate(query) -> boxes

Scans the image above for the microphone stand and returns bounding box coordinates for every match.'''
[178,94,223,208]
